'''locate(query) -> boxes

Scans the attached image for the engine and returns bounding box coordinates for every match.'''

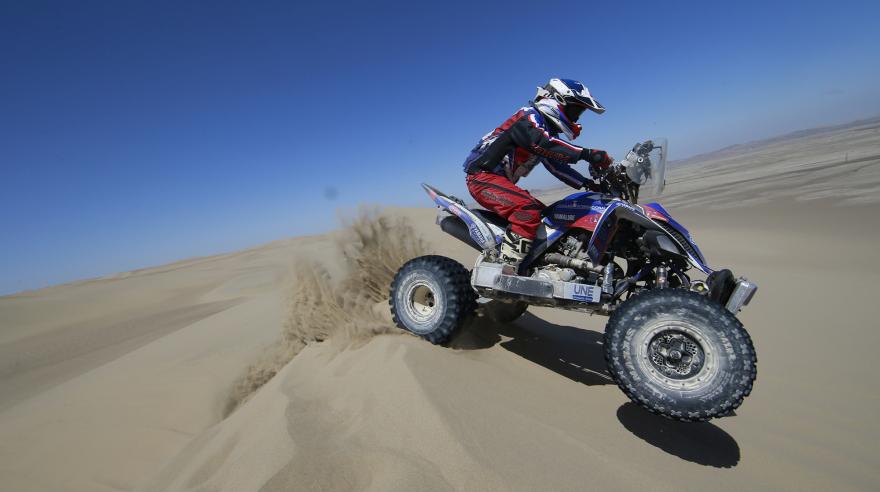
[531,266,578,283]
[535,233,604,285]
[556,234,591,260]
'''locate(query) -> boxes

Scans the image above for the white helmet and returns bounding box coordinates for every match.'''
[533,78,605,140]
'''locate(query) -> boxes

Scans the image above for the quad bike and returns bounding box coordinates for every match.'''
[390,140,757,421]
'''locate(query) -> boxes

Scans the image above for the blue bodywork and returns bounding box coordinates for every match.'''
[425,185,712,274]
[540,191,710,273]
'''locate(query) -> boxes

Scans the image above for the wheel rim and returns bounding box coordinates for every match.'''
[648,330,705,379]
[404,282,439,323]
[636,320,719,391]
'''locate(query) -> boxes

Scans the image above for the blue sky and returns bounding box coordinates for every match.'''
[2,0,879,294]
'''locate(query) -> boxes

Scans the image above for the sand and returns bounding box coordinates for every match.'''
[1,121,879,491]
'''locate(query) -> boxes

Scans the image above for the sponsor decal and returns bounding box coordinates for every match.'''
[553,213,577,221]
[468,223,487,245]
[479,189,515,207]
[572,284,599,302]
[563,283,600,302]
[529,144,568,162]
[571,212,602,231]
[617,201,639,213]
[513,210,536,222]
[642,205,667,221]
[561,201,593,210]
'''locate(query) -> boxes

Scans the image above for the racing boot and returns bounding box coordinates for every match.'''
[500,230,532,275]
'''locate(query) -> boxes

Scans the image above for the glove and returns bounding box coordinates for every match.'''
[582,179,602,192]
[580,148,613,170]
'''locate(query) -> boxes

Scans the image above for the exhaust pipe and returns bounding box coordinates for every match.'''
[438,215,482,251]
[542,253,604,274]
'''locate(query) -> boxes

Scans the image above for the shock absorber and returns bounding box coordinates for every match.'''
[656,265,669,289]
[602,263,615,295]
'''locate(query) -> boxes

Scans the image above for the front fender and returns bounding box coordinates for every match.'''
[587,200,711,274]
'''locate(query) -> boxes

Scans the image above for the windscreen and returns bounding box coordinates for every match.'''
[623,139,667,195]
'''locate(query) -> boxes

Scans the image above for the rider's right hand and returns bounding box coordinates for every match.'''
[582,179,603,192]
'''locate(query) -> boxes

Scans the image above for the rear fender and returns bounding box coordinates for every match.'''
[422,183,501,251]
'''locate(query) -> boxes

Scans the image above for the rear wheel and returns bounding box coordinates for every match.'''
[390,255,476,344]
[604,289,757,421]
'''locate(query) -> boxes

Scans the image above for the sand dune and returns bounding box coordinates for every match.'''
[643,117,880,208]
[0,237,326,490]
[137,202,879,492]
[2,123,880,491]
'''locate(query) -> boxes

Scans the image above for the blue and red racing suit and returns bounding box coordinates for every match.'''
[462,104,595,239]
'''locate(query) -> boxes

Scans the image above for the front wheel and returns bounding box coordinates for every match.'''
[390,255,476,344]
[604,289,757,421]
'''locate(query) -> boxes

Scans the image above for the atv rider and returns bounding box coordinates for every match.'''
[462,78,612,267]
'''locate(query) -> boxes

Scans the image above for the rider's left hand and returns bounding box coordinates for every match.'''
[582,149,613,170]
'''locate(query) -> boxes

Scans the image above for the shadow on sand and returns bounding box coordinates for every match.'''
[451,311,741,467]
[451,311,613,386]
[617,403,741,467]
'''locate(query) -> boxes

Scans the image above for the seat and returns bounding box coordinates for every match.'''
[473,209,509,229]
[540,202,562,218]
